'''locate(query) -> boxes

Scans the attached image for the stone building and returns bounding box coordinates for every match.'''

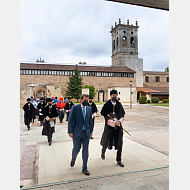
[20,19,169,106]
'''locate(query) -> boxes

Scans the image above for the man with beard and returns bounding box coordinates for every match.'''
[37,97,46,126]
[23,98,35,130]
[100,90,125,167]
[41,98,59,145]
[65,97,74,121]
[88,96,97,139]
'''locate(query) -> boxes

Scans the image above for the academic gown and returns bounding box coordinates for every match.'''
[88,102,97,127]
[65,101,74,121]
[37,102,46,121]
[100,99,125,150]
[41,104,58,136]
[23,102,35,126]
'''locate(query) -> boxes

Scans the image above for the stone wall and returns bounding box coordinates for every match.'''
[20,74,136,107]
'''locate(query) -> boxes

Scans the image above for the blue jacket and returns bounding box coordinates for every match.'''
[68,104,93,138]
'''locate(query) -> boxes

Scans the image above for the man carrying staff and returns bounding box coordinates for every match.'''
[23,98,35,130]
[100,89,125,167]
[41,98,58,146]
[88,96,97,139]
[65,97,74,121]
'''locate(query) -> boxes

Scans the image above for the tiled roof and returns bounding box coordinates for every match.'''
[20,63,135,73]
[137,86,169,94]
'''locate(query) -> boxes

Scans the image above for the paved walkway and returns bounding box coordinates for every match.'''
[20,104,169,189]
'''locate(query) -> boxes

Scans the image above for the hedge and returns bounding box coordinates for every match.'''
[162,99,169,103]
[151,97,159,103]
[139,96,147,104]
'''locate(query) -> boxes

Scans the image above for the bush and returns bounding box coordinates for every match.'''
[162,99,169,103]
[139,96,147,104]
[146,100,151,103]
[151,97,159,103]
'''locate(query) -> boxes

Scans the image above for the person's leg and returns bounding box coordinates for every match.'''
[71,135,82,162]
[116,148,122,162]
[81,131,90,171]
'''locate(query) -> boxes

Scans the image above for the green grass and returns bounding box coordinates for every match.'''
[148,103,169,107]
[74,102,105,105]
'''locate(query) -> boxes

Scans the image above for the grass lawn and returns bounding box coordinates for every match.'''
[147,103,169,107]
[74,102,105,105]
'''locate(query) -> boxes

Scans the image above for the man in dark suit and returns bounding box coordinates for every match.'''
[68,94,93,176]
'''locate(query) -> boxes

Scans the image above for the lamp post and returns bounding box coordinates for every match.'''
[130,81,132,109]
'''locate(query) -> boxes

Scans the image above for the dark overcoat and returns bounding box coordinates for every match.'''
[37,102,46,121]
[100,99,125,150]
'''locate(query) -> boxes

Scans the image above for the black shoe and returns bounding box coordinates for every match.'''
[70,160,75,167]
[28,128,30,130]
[82,170,90,175]
[101,154,105,160]
[49,142,52,146]
[117,161,124,167]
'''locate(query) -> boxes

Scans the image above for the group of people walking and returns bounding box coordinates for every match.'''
[23,90,125,176]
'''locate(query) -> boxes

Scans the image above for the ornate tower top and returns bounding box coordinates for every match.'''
[110,19,139,66]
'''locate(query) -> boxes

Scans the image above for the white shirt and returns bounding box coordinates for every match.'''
[81,104,86,117]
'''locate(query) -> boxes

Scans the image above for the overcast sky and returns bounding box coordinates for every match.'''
[20,0,169,71]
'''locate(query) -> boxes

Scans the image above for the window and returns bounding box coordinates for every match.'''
[122,36,127,47]
[60,71,63,75]
[130,37,135,48]
[65,71,68,75]
[57,71,60,75]
[25,70,28,74]
[167,77,169,82]
[97,72,101,76]
[35,70,38,75]
[32,70,35,75]
[128,73,134,78]
[156,76,160,82]
[113,40,115,50]
[20,70,22,74]
[116,37,119,47]
[37,70,40,75]
[89,72,95,76]
[49,71,52,75]
[115,73,121,77]
[41,70,45,75]
[28,70,31,75]
[145,76,149,82]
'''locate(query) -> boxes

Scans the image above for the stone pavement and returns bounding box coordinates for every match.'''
[20,104,169,189]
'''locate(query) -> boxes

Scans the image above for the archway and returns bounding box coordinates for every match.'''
[33,86,47,98]
[98,90,104,102]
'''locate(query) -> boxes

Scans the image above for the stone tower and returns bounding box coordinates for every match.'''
[110,19,143,87]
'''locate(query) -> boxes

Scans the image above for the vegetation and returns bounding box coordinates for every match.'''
[83,85,96,97]
[162,99,169,103]
[151,97,159,103]
[139,96,147,104]
[165,67,169,72]
[66,65,83,102]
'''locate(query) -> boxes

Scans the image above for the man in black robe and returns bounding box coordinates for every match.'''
[37,97,46,126]
[100,90,125,167]
[41,98,58,145]
[88,96,97,139]
[65,97,74,121]
[23,98,35,130]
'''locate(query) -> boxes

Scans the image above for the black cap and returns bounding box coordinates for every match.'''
[110,90,118,95]
[46,98,52,103]
[40,97,44,101]
[27,98,31,101]
[68,97,71,100]
[89,96,93,99]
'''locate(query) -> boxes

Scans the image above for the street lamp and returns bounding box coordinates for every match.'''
[130,81,132,109]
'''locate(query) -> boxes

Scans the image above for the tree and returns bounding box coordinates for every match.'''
[83,85,96,97]
[66,65,83,102]
[165,67,169,72]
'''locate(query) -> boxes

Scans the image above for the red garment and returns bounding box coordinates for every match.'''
[57,101,66,110]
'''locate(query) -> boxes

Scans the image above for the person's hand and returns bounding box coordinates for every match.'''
[49,118,53,122]
[115,120,120,126]
[90,134,93,138]
[69,133,73,139]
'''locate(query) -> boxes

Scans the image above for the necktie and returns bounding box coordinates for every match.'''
[83,107,85,130]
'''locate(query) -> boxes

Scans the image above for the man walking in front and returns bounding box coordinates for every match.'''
[68,94,93,175]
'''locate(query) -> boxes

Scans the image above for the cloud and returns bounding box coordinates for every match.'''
[20,0,169,71]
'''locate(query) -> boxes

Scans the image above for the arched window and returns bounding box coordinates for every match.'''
[122,36,127,47]
[116,37,119,48]
[167,77,169,82]
[113,40,115,50]
[145,76,149,82]
[156,76,160,82]
[130,37,135,48]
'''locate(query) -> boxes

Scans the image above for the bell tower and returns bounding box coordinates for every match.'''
[111,19,139,66]
[110,19,143,87]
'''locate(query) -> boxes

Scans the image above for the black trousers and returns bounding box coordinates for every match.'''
[47,128,54,143]
[102,146,122,162]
